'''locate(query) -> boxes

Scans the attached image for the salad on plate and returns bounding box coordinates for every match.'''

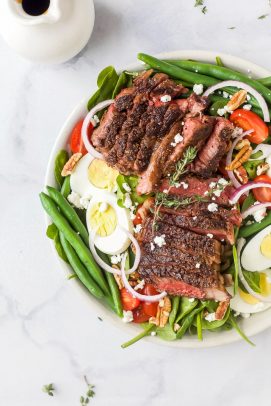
[40,53,271,347]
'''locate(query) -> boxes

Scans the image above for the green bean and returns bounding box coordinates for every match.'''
[47,186,89,246]
[137,53,218,87]
[164,59,271,105]
[40,192,109,295]
[60,176,71,199]
[60,233,104,299]
[97,249,123,318]
[239,210,271,238]
[169,296,180,328]
[121,324,155,349]
[258,77,271,87]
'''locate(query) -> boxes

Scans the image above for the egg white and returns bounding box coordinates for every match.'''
[86,191,133,255]
[241,225,271,272]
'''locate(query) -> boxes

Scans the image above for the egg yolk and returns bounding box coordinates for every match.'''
[260,234,271,259]
[88,159,119,190]
[88,203,117,237]
[239,288,259,304]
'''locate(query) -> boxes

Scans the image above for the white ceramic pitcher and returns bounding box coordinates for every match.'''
[0,0,95,63]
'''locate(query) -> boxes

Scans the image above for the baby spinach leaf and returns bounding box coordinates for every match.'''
[46,224,69,263]
[87,66,119,112]
[201,307,230,330]
[156,324,176,341]
[196,311,203,340]
[241,193,256,213]
[243,159,264,179]
[112,72,129,99]
[209,100,227,116]
[169,296,180,328]
[233,245,239,295]
[176,305,205,339]
[116,174,149,207]
[239,270,261,294]
[54,150,69,189]
[176,297,198,323]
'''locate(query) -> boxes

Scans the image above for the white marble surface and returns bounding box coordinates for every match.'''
[1,0,271,404]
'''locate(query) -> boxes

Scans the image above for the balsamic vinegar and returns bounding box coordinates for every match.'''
[22,0,50,16]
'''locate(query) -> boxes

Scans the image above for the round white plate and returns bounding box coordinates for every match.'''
[45,50,271,348]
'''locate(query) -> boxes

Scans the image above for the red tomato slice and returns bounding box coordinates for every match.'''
[69,119,93,155]
[142,284,159,317]
[252,174,271,202]
[230,109,269,144]
[132,305,150,323]
[120,288,140,311]
[133,204,143,226]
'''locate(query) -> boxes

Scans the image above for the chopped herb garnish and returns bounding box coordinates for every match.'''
[228,26,236,30]
[170,146,198,187]
[258,14,269,19]
[80,376,95,405]
[202,6,207,14]
[97,316,103,321]
[194,0,204,6]
[42,383,55,397]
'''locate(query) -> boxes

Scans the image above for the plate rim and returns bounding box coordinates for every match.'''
[44,50,271,348]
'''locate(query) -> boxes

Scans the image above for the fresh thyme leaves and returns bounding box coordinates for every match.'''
[169,146,197,187]
[258,14,269,19]
[80,376,95,405]
[194,0,207,14]
[42,383,55,397]
[228,26,236,30]
[97,316,103,321]
[156,193,193,209]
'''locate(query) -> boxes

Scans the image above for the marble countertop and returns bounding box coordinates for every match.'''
[1,0,271,404]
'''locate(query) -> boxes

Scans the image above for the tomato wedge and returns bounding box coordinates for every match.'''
[252,175,271,202]
[132,305,150,323]
[230,109,269,144]
[142,284,159,317]
[69,119,94,155]
[120,288,140,311]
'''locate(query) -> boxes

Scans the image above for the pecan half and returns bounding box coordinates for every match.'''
[226,145,252,170]
[226,90,247,111]
[61,153,82,176]
[150,296,171,327]
[256,162,270,176]
[235,138,250,151]
[234,165,248,184]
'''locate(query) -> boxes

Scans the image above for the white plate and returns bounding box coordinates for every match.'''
[45,50,271,348]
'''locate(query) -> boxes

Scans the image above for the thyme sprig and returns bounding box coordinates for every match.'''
[80,376,95,405]
[42,383,55,397]
[169,146,197,187]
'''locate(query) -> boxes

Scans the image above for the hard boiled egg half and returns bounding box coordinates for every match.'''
[241,225,271,272]
[86,191,133,255]
[228,269,271,314]
[70,153,119,199]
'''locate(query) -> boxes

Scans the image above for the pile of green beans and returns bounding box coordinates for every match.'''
[40,186,123,317]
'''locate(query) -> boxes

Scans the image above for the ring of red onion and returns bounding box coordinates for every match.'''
[242,202,271,219]
[237,238,271,303]
[120,254,167,302]
[82,99,114,159]
[203,80,270,122]
[230,182,271,204]
[89,227,141,276]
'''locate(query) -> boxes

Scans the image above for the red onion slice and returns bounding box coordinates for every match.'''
[237,238,271,303]
[203,80,270,122]
[120,254,167,302]
[82,99,114,159]
[230,182,271,204]
[242,202,271,219]
[89,227,141,276]
[226,130,254,189]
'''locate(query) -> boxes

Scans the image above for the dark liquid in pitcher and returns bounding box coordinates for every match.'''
[22,0,50,16]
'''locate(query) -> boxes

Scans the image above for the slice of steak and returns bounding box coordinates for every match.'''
[190,117,234,177]
[114,87,137,111]
[150,78,188,99]
[176,93,210,116]
[155,201,242,227]
[136,120,183,194]
[138,216,221,265]
[91,103,127,152]
[140,241,220,270]
[159,207,235,244]
[159,176,235,207]
[138,265,230,301]
[164,115,216,175]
